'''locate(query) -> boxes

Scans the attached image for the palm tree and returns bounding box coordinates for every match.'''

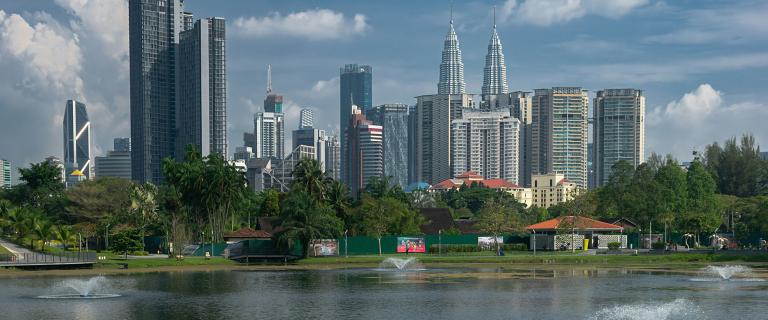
[275,189,343,257]
[5,207,28,239]
[33,220,54,252]
[130,183,158,252]
[326,180,351,224]
[292,157,328,201]
[55,225,76,250]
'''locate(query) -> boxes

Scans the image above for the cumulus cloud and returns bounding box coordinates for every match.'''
[646,84,768,160]
[644,3,768,45]
[0,10,83,95]
[54,0,129,68]
[311,77,339,97]
[233,9,369,40]
[501,0,648,26]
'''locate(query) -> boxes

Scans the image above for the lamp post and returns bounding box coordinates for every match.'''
[532,229,536,256]
[438,229,442,256]
[78,233,82,252]
[105,224,111,251]
[344,229,348,258]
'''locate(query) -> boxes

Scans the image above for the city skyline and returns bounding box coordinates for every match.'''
[0,1,767,181]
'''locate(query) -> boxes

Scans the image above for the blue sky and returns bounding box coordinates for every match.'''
[0,0,767,177]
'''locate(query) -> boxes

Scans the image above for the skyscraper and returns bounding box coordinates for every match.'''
[407,105,419,184]
[0,159,11,189]
[345,105,383,196]
[414,94,474,184]
[481,9,508,97]
[129,0,185,183]
[451,111,520,183]
[488,92,533,186]
[264,65,283,113]
[437,13,465,95]
[176,16,227,158]
[299,108,314,129]
[95,138,132,180]
[368,104,409,187]
[254,112,284,159]
[339,64,372,184]
[324,135,341,181]
[63,99,92,181]
[593,89,645,186]
[292,127,327,172]
[531,87,589,188]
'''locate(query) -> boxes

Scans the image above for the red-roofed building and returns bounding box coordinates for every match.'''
[430,171,533,207]
[526,216,627,250]
[223,227,272,243]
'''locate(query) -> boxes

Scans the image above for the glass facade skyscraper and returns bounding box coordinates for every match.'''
[176,16,227,158]
[129,0,184,183]
[369,104,409,188]
[593,89,645,186]
[63,99,92,180]
[0,159,11,189]
[339,64,372,184]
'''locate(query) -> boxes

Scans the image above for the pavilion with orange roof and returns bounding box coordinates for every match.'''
[526,216,627,250]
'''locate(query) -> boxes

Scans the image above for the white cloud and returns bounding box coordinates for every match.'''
[646,84,768,160]
[645,4,768,44]
[0,10,83,95]
[233,9,369,40]
[54,0,129,68]
[311,77,339,98]
[501,0,648,26]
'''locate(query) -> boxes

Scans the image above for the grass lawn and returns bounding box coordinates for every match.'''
[96,256,236,269]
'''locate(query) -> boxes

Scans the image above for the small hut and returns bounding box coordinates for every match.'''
[526,216,625,250]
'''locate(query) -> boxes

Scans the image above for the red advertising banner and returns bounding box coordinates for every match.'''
[396,237,426,253]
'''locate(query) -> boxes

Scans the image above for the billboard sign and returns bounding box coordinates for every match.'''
[308,239,339,257]
[397,237,426,253]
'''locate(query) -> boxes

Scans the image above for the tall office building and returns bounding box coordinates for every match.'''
[481,11,508,97]
[414,94,474,184]
[0,159,10,189]
[368,104,409,187]
[407,105,419,184]
[63,99,92,181]
[531,87,589,188]
[253,112,284,159]
[176,16,227,158]
[263,65,283,113]
[292,127,327,172]
[339,64,372,183]
[451,111,520,183]
[345,105,383,196]
[233,146,255,162]
[299,108,314,129]
[324,135,341,181]
[95,138,132,180]
[437,14,465,95]
[593,89,645,186]
[129,0,185,183]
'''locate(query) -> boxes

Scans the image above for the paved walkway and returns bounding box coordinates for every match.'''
[0,238,36,260]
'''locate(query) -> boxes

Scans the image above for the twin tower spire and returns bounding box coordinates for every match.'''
[437,6,508,95]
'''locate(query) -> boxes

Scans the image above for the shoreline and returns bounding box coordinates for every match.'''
[2,253,768,278]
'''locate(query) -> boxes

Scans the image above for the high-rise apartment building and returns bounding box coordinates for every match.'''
[176,16,227,158]
[345,105,383,196]
[129,0,185,183]
[63,99,92,181]
[254,112,284,159]
[487,92,533,186]
[339,64,372,183]
[292,128,327,172]
[413,94,474,184]
[593,89,645,186]
[531,87,589,188]
[407,105,419,184]
[324,135,341,181]
[95,138,132,180]
[368,104,409,187]
[451,111,520,184]
[0,159,11,189]
[299,108,314,129]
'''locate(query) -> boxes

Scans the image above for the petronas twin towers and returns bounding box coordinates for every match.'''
[437,9,508,95]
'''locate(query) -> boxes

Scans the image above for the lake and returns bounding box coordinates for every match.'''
[1,265,766,319]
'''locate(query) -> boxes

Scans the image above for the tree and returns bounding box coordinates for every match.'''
[292,157,328,201]
[655,158,688,235]
[326,180,351,226]
[259,189,281,217]
[475,200,522,255]
[356,195,390,256]
[409,189,436,209]
[55,225,76,250]
[129,183,158,252]
[682,160,720,244]
[33,219,55,252]
[8,161,66,220]
[110,228,143,258]
[353,195,422,255]
[65,177,132,223]
[275,189,343,257]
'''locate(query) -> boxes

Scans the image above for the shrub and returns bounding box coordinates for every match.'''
[607,242,621,250]
[501,243,527,251]
[429,244,478,254]
[651,242,666,250]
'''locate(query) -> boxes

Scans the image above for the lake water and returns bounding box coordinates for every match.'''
[1,266,767,320]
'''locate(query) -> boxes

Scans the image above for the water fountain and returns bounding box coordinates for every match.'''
[377,257,425,271]
[689,265,764,282]
[591,298,700,320]
[37,276,121,299]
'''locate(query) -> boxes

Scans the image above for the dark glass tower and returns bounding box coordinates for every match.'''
[339,64,372,184]
[129,0,184,183]
[368,104,409,188]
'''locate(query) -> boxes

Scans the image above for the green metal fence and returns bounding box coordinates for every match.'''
[337,234,528,256]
